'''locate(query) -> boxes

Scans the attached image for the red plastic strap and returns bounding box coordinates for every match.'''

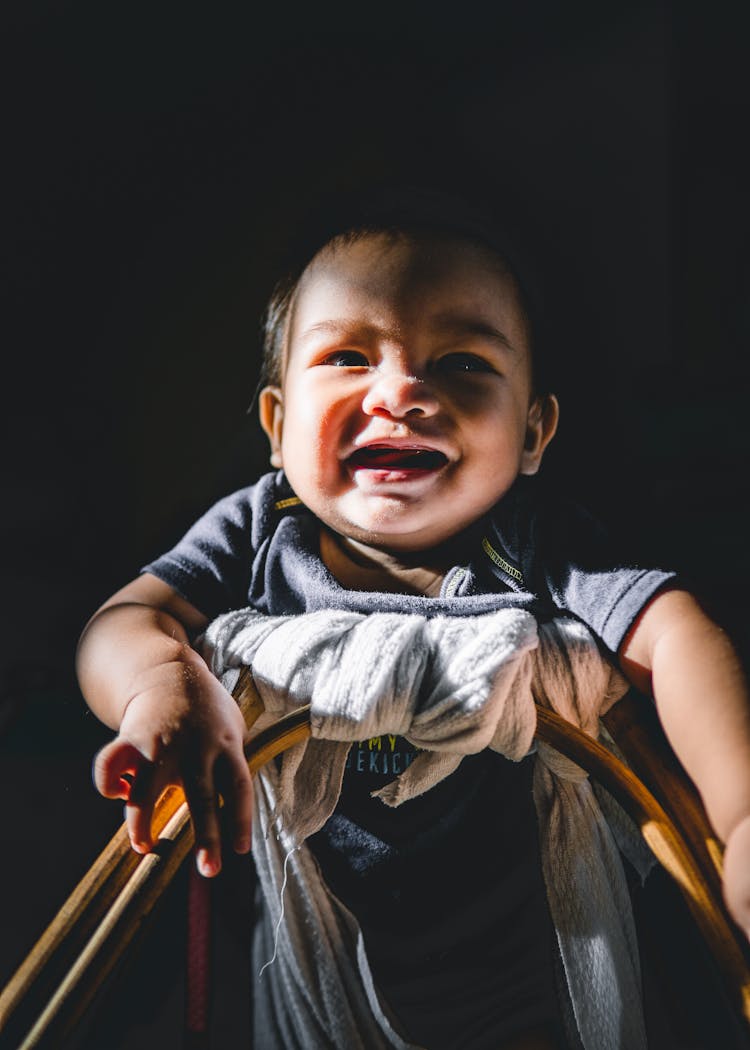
[185,860,212,1046]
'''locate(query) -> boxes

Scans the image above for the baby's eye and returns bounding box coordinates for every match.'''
[321,350,369,367]
[435,352,496,374]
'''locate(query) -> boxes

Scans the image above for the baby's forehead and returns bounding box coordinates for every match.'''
[289,230,530,348]
[302,229,515,290]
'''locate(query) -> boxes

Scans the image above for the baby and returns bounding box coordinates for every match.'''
[77,190,750,1049]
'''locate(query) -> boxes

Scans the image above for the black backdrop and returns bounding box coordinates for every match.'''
[2,0,749,1038]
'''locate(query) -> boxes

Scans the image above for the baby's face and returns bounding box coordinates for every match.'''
[260,232,557,554]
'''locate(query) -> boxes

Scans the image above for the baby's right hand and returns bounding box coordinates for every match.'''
[723,813,750,941]
[93,655,253,877]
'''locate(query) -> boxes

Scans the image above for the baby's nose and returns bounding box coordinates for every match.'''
[361,370,439,419]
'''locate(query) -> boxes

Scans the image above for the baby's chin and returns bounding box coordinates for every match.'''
[318,494,473,554]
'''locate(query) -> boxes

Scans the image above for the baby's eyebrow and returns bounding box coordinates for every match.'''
[297,320,397,344]
[430,314,517,354]
[296,316,518,353]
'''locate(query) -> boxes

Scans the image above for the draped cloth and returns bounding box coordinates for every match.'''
[202,608,652,1050]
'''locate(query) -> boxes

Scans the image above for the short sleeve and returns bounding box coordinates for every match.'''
[485,481,678,657]
[142,484,263,619]
[535,499,677,655]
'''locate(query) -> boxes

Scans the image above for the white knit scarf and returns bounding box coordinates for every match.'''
[202,607,653,1050]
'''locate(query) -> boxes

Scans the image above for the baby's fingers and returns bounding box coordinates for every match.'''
[93,738,150,800]
[93,737,176,854]
[125,761,172,854]
[723,814,750,940]
[183,764,223,878]
[218,750,254,855]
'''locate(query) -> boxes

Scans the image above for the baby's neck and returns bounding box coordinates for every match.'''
[319,528,459,597]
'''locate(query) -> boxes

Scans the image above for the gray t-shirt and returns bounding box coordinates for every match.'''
[143,470,675,1048]
[144,470,673,656]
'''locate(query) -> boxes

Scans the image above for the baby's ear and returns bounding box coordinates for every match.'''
[259,386,285,468]
[520,394,559,476]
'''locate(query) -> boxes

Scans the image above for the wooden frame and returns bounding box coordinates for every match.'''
[1,673,748,1047]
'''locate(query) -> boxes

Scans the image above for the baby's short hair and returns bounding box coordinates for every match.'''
[262,186,549,394]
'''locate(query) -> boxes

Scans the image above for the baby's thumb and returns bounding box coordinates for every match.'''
[93,738,148,799]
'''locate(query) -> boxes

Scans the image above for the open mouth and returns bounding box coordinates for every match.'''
[347,445,448,471]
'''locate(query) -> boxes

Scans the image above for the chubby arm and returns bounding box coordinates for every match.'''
[620,587,750,937]
[76,574,253,877]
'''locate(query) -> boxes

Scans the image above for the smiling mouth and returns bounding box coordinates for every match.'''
[347,446,448,471]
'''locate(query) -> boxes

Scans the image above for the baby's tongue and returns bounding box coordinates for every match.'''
[351,447,446,470]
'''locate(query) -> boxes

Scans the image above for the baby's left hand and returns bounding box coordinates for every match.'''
[722,814,750,941]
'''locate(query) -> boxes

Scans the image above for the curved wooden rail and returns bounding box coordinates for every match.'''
[538,704,750,1027]
[1,681,748,1047]
[0,670,312,1050]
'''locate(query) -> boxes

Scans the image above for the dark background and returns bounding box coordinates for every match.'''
[1,0,749,1043]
